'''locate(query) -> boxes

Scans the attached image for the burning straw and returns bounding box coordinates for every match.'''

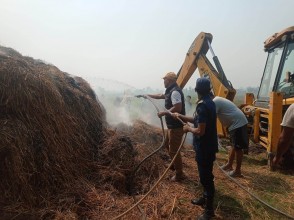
[0,46,168,219]
[0,46,114,218]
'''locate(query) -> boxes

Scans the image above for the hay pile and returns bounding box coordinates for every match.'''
[0,46,143,219]
[114,120,168,193]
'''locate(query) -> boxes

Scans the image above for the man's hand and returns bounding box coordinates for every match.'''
[170,112,180,119]
[157,111,168,118]
[272,155,282,167]
[135,95,147,99]
[183,124,190,133]
[271,156,281,171]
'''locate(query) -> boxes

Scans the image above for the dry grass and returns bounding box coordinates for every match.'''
[1,45,293,220]
[215,144,294,220]
[103,136,294,220]
[0,46,141,219]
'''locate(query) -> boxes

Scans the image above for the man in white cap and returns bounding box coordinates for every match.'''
[146,72,186,181]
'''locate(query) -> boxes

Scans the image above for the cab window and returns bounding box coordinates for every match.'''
[276,40,294,98]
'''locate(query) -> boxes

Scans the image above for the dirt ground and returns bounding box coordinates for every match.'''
[105,139,294,220]
[1,45,293,220]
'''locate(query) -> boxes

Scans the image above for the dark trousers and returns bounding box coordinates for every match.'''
[197,160,215,209]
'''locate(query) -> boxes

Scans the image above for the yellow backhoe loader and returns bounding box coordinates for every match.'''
[242,26,294,168]
[176,27,294,168]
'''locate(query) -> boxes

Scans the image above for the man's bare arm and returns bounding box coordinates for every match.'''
[184,123,206,136]
[147,94,165,99]
[275,127,294,159]
[169,102,182,113]
[171,112,194,123]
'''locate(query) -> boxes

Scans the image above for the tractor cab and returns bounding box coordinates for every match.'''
[256,27,294,108]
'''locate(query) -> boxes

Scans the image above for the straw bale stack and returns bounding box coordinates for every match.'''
[0,46,164,219]
[0,46,126,215]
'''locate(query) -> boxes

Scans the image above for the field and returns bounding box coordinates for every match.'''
[103,123,294,220]
[1,45,293,220]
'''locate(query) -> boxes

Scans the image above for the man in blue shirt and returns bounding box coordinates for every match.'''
[172,77,218,220]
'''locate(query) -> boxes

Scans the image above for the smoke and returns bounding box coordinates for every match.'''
[96,90,164,128]
[91,80,196,145]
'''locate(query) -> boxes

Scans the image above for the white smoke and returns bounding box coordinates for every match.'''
[96,89,164,127]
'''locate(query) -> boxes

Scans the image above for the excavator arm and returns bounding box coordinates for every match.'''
[176,32,236,137]
[176,32,236,101]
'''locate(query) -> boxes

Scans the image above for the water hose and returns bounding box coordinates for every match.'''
[118,94,294,219]
[131,95,186,176]
[114,95,187,219]
[217,145,294,219]
[113,132,187,219]
[130,96,166,176]
[126,96,166,194]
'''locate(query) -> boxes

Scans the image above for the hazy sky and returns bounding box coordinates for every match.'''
[0,0,293,90]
